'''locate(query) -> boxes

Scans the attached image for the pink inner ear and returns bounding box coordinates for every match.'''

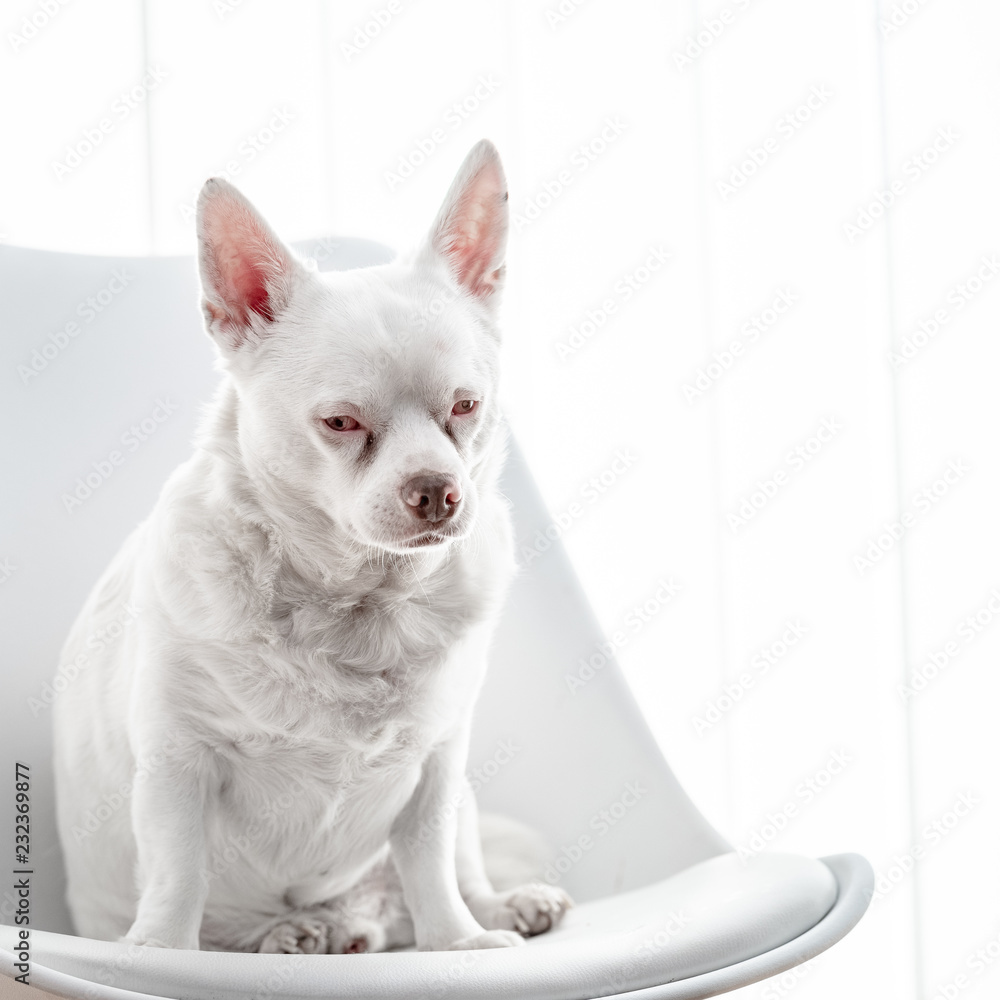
[204,206,280,328]
[441,168,505,299]
[223,245,274,324]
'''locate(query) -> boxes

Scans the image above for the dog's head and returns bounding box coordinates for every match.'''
[195,141,508,555]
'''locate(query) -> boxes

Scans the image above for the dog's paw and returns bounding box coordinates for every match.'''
[258,917,330,954]
[326,915,387,955]
[444,929,525,951]
[473,883,574,937]
[121,927,199,950]
[120,935,174,949]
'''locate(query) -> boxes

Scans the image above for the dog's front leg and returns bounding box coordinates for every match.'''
[390,732,523,952]
[455,779,573,937]
[124,744,213,950]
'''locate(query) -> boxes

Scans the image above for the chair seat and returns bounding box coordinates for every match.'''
[0,851,841,1000]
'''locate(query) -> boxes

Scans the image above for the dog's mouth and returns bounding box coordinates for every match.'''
[401,530,456,548]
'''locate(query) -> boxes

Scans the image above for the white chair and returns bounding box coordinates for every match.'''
[0,239,872,999]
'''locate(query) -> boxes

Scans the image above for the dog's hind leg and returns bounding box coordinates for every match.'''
[255,858,414,955]
[252,790,573,955]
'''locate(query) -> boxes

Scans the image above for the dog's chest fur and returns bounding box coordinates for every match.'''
[216,557,493,748]
[151,481,512,899]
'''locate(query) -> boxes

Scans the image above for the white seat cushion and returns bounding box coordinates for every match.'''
[1,851,836,1000]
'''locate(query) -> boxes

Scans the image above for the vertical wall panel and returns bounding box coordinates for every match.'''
[498,0,729,830]
[0,0,148,252]
[320,0,511,251]
[692,0,910,996]
[881,1,1000,997]
[145,0,330,254]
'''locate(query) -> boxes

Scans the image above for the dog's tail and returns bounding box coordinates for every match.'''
[479,812,552,890]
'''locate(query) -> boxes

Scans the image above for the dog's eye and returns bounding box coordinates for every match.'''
[452,400,478,416]
[325,415,360,431]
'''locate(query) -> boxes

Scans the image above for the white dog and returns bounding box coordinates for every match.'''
[52,140,571,954]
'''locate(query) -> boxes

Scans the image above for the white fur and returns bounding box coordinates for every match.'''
[52,141,570,954]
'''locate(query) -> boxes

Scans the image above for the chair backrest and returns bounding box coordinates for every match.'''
[0,242,727,935]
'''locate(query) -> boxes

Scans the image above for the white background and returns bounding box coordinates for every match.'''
[3,1,999,997]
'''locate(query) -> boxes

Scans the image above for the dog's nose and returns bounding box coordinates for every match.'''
[402,475,462,523]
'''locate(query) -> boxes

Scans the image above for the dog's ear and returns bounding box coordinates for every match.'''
[421,139,508,308]
[196,179,302,350]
